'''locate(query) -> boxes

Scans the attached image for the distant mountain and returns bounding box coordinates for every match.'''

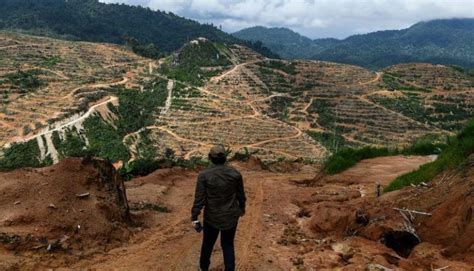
[234,19,474,69]
[0,0,278,58]
[233,26,338,59]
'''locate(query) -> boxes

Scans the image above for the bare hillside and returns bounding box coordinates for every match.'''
[1,32,473,167]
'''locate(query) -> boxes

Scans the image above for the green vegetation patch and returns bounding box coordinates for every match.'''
[256,66,292,93]
[307,131,352,152]
[81,81,169,163]
[53,130,88,159]
[178,41,232,67]
[232,147,259,162]
[4,69,44,92]
[308,99,336,129]
[369,95,428,123]
[0,140,50,170]
[42,56,62,67]
[124,35,162,59]
[172,82,202,98]
[120,131,162,179]
[371,93,473,131]
[111,80,168,136]
[257,60,297,75]
[267,96,292,121]
[159,41,232,86]
[323,134,446,175]
[385,119,474,192]
[382,73,429,92]
[119,130,209,180]
[426,102,472,131]
[449,65,474,78]
[84,116,129,163]
[323,147,393,174]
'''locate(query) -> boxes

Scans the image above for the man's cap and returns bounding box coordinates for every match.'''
[209,145,226,158]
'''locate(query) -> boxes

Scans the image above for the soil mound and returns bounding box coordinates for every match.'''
[0,157,130,252]
[302,155,474,269]
[397,155,474,261]
[229,155,265,171]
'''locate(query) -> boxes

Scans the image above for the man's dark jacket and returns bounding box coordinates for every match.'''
[191,164,246,230]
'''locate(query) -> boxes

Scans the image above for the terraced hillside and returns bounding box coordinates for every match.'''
[0,32,150,145]
[1,32,473,167]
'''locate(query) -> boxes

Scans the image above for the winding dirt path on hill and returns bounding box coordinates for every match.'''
[7,96,118,146]
[160,80,174,115]
[4,73,130,148]
[61,76,129,100]
[210,60,262,83]
[248,93,291,104]
[360,72,381,85]
[301,98,314,115]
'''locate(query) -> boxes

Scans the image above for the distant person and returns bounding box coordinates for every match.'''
[191,145,246,271]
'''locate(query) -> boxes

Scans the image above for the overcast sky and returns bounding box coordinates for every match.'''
[99,0,474,39]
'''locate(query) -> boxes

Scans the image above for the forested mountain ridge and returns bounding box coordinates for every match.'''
[234,18,474,69]
[0,0,278,58]
[233,26,338,59]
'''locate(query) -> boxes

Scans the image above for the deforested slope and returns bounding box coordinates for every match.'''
[1,32,473,170]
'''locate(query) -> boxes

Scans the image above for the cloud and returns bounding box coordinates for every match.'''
[99,0,474,38]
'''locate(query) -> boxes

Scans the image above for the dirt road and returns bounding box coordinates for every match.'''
[65,155,434,270]
[69,163,304,270]
[6,96,118,147]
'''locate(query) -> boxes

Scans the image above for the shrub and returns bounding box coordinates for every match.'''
[233,147,258,162]
[122,158,162,179]
[323,147,393,174]
[174,157,210,169]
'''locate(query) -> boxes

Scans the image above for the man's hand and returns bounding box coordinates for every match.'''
[192,220,203,233]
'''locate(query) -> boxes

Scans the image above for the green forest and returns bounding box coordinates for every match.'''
[0,0,278,58]
[235,19,474,69]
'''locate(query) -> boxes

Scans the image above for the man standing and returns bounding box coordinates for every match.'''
[191,145,246,271]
